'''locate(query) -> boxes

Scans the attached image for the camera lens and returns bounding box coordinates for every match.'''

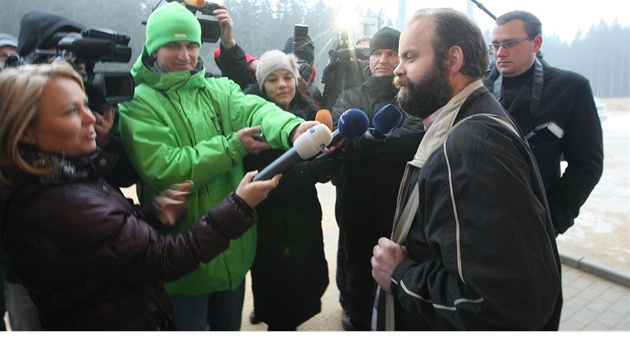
[299,63,312,79]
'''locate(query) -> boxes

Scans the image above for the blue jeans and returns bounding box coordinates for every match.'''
[170,280,245,331]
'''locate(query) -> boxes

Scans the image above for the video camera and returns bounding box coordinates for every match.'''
[2,26,135,110]
[48,27,135,109]
[326,29,370,63]
[166,0,221,43]
[320,29,367,110]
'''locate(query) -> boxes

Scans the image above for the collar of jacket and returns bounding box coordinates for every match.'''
[131,47,206,91]
[364,74,398,100]
[17,146,105,185]
[409,80,484,168]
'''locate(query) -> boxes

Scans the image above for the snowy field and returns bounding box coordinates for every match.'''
[556,109,630,273]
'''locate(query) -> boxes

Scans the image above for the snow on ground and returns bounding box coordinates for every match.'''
[556,111,630,272]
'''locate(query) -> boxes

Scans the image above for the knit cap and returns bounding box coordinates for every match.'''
[369,27,400,54]
[0,33,18,48]
[145,2,201,55]
[256,50,299,92]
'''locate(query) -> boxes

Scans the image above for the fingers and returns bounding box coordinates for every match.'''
[170,180,194,192]
[242,170,257,183]
[162,180,194,200]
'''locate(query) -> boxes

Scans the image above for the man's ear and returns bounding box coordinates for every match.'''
[533,34,543,54]
[447,46,464,75]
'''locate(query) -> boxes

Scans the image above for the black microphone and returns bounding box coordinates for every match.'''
[372,104,403,139]
[252,124,333,181]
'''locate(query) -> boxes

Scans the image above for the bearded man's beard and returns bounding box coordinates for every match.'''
[395,60,452,119]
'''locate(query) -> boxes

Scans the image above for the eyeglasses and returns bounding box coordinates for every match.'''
[489,38,531,51]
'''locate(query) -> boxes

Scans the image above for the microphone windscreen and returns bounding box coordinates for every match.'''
[70,39,116,59]
[338,109,369,139]
[315,109,333,132]
[373,104,403,135]
[294,124,333,159]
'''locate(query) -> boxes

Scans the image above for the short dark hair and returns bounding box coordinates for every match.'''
[496,10,542,39]
[411,8,488,80]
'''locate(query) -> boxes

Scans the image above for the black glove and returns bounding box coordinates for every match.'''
[306,155,337,183]
[343,129,385,160]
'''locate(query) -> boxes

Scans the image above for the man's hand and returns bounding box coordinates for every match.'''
[213,5,236,50]
[238,125,271,155]
[288,121,319,145]
[94,105,115,147]
[372,237,409,293]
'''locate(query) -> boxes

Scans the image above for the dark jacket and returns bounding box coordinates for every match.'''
[387,86,563,330]
[215,43,255,91]
[484,61,604,234]
[331,74,424,233]
[0,150,256,330]
[243,85,329,328]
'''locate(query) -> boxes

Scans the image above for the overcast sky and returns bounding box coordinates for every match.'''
[321,0,630,43]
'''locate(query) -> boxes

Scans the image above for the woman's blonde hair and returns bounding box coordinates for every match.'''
[0,61,84,184]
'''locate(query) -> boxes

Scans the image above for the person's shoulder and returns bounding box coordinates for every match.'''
[546,65,589,83]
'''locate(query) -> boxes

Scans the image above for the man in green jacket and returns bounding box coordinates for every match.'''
[119,2,315,330]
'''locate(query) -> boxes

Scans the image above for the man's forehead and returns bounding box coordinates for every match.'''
[400,20,429,51]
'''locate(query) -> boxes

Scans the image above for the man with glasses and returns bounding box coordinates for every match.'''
[484,10,603,237]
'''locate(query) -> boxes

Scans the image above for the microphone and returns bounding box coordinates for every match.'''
[315,109,333,132]
[372,104,403,139]
[315,108,369,159]
[328,108,370,148]
[253,124,333,181]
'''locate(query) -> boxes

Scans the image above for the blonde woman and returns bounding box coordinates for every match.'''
[0,62,279,330]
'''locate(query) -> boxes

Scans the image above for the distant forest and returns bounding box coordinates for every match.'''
[1,0,628,97]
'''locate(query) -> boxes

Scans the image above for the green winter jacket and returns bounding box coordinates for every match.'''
[119,52,303,296]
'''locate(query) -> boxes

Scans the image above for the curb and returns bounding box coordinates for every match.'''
[560,251,630,288]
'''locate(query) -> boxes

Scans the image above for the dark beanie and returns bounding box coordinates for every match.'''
[369,27,400,54]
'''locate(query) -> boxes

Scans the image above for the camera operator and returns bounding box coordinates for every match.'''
[354,36,371,72]
[211,4,260,91]
[282,33,322,105]
[320,31,368,110]
[0,34,18,66]
[330,27,424,331]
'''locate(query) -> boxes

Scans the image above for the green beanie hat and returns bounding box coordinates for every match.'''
[145,2,202,55]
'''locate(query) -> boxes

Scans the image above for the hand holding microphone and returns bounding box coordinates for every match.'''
[315,108,369,159]
[253,124,333,181]
[330,108,370,147]
[345,104,403,160]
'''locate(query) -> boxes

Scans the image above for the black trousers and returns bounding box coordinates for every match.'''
[340,219,383,331]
